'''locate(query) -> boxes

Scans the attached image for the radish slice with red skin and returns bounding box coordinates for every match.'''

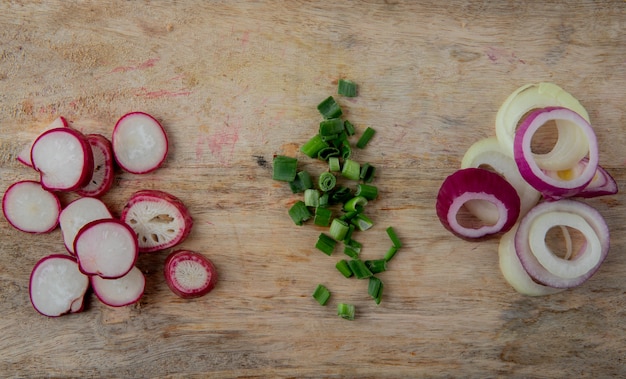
[436,168,521,239]
[514,107,598,200]
[91,266,145,307]
[112,112,168,174]
[74,218,138,279]
[17,116,69,167]
[514,199,609,289]
[29,254,89,317]
[31,127,94,192]
[77,134,115,198]
[121,190,193,253]
[498,224,564,296]
[59,197,112,255]
[164,250,218,299]
[2,180,60,233]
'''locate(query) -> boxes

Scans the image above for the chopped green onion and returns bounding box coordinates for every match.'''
[272,155,298,182]
[330,186,353,204]
[321,133,339,142]
[317,96,342,119]
[288,201,312,225]
[317,146,340,161]
[344,120,356,136]
[301,135,329,159]
[355,184,378,200]
[351,213,374,231]
[365,259,387,274]
[329,218,350,241]
[337,79,358,97]
[384,245,398,262]
[318,193,330,208]
[340,141,352,159]
[347,259,373,279]
[335,260,353,278]
[343,196,368,212]
[319,118,344,136]
[368,277,383,304]
[356,127,376,149]
[315,233,337,256]
[344,223,356,242]
[345,236,361,252]
[343,243,359,259]
[386,226,402,248]
[341,159,360,181]
[289,171,313,193]
[312,284,331,305]
[359,163,376,183]
[328,157,341,172]
[318,171,337,192]
[337,303,355,320]
[314,206,333,227]
[304,189,320,207]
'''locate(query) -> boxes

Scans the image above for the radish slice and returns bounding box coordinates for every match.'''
[31,127,94,192]
[2,180,60,233]
[59,197,112,255]
[164,250,218,298]
[29,254,89,317]
[74,218,138,279]
[514,199,609,289]
[495,82,590,158]
[91,266,145,307]
[498,224,564,296]
[76,134,115,198]
[436,168,520,239]
[121,190,193,253]
[112,112,168,174]
[514,107,598,200]
[461,137,541,223]
[17,116,69,167]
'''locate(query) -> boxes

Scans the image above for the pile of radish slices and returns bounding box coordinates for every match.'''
[436,83,617,296]
[3,112,217,317]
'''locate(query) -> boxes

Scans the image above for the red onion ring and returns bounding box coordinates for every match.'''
[544,158,618,199]
[436,168,520,239]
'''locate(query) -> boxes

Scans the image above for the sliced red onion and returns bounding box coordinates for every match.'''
[436,168,520,239]
[543,158,618,198]
[515,199,609,289]
[514,107,598,200]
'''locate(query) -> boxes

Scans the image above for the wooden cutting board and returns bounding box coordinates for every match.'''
[1,1,625,377]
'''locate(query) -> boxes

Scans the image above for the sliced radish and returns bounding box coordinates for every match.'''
[31,127,94,192]
[112,112,168,174]
[91,266,145,307]
[121,190,193,253]
[59,197,112,255]
[29,254,89,317]
[74,218,138,279]
[77,134,115,198]
[17,116,69,167]
[2,180,61,233]
[164,250,218,298]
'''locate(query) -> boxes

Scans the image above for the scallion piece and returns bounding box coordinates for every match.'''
[340,141,352,159]
[330,186,353,205]
[341,159,361,181]
[351,213,374,231]
[318,171,337,192]
[312,284,331,306]
[368,277,383,304]
[344,120,356,136]
[272,155,298,182]
[345,237,361,252]
[317,96,342,119]
[343,243,359,259]
[304,189,320,207]
[288,201,312,226]
[386,226,402,248]
[319,118,344,136]
[337,303,355,320]
[315,233,337,256]
[328,157,341,172]
[355,184,378,200]
[356,127,376,149]
[347,259,373,279]
[335,260,353,278]
[314,206,332,227]
[384,245,398,262]
[301,135,329,159]
[359,162,376,183]
[317,146,340,161]
[329,218,350,241]
[365,259,387,274]
[289,170,313,193]
[319,193,330,208]
[337,79,358,97]
[321,133,339,142]
[344,196,368,212]
[344,223,356,242]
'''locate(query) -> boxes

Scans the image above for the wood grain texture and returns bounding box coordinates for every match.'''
[1,1,625,377]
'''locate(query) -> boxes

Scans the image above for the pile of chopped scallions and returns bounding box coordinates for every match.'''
[272,79,402,320]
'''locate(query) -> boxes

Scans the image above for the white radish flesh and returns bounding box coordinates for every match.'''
[31,128,94,192]
[2,180,61,233]
[29,254,89,317]
[74,218,138,279]
[59,197,112,255]
[17,116,69,167]
[77,134,115,198]
[91,266,145,307]
[121,190,193,253]
[112,112,168,174]
[164,250,218,298]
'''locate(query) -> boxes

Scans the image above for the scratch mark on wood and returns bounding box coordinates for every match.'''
[111,57,160,73]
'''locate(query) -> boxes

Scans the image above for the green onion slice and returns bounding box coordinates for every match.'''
[317,96,343,119]
[318,171,337,192]
[319,118,345,136]
[341,159,361,181]
[312,284,331,306]
[329,218,350,241]
[314,206,332,227]
[384,245,398,262]
[337,303,355,320]
[344,120,356,136]
[304,189,320,207]
[288,201,311,226]
[356,127,376,149]
[338,79,358,97]
[335,260,353,278]
[301,135,329,159]
[386,226,402,248]
[368,277,383,304]
[348,259,373,279]
[365,259,387,274]
[272,155,298,182]
[351,213,374,231]
[315,233,337,256]
[328,157,341,172]
[359,163,376,183]
[344,196,368,212]
[355,184,378,200]
[289,170,313,193]
[317,146,341,161]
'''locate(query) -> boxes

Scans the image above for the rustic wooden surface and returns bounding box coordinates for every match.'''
[1,1,625,378]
